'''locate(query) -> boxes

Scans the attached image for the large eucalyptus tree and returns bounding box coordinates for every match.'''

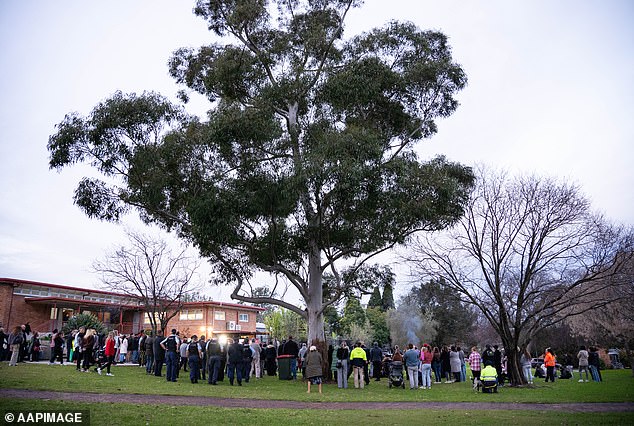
[48,0,473,350]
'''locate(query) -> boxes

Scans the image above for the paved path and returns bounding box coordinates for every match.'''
[1,389,633,412]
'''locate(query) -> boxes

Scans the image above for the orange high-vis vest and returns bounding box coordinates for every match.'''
[544,352,556,367]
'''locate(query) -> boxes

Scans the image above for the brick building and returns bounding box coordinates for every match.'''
[0,278,263,341]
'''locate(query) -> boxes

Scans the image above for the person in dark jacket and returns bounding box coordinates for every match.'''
[369,342,383,381]
[226,338,244,386]
[160,329,180,382]
[198,335,206,381]
[187,335,201,383]
[0,327,7,361]
[588,346,603,382]
[493,345,503,381]
[440,346,451,382]
[206,338,223,385]
[241,339,252,383]
[264,344,277,376]
[52,330,65,365]
[283,336,299,380]
[153,331,165,377]
[481,344,495,367]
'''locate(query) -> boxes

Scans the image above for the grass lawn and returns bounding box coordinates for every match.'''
[0,362,632,404]
[1,363,633,425]
[0,398,633,425]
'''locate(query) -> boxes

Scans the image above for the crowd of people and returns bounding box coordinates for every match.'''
[2,324,606,391]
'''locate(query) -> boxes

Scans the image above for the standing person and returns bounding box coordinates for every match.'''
[250,338,261,379]
[160,329,180,382]
[153,330,165,377]
[0,327,8,361]
[588,346,602,382]
[493,345,503,380]
[130,333,139,365]
[206,338,223,385]
[264,343,277,376]
[440,346,452,382]
[187,335,201,383]
[544,348,556,383]
[336,341,350,389]
[29,332,41,362]
[577,345,590,382]
[298,343,308,377]
[370,342,383,381]
[458,346,466,382]
[449,345,461,382]
[431,347,441,383]
[241,339,252,383]
[51,330,65,365]
[284,335,299,380]
[179,337,189,374]
[113,330,120,364]
[420,345,433,389]
[468,346,482,384]
[481,344,495,368]
[198,335,207,381]
[74,327,85,370]
[8,326,23,366]
[304,345,323,394]
[144,332,155,374]
[81,329,95,372]
[99,331,116,376]
[350,341,367,389]
[520,347,533,384]
[138,332,146,367]
[226,338,244,386]
[403,343,420,390]
[327,344,334,381]
[119,335,129,364]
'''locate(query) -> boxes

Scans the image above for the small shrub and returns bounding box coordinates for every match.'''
[62,313,106,335]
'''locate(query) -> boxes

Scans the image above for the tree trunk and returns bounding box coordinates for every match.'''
[501,334,526,386]
[505,347,525,386]
[306,240,327,375]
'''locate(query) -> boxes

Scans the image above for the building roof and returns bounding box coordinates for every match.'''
[0,277,140,299]
[1,277,265,312]
[24,296,143,310]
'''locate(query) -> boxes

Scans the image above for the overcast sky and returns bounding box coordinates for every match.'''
[1,0,632,303]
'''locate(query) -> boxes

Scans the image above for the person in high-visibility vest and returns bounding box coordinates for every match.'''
[480,362,498,393]
[544,347,557,383]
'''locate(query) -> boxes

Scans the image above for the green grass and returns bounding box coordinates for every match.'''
[1,362,633,404]
[0,398,632,425]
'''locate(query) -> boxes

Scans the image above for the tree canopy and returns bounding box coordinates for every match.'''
[48,0,474,345]
[408,167,634,384]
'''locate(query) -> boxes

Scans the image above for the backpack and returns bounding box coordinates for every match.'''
[188,341,199,357]
[243,345,252,360]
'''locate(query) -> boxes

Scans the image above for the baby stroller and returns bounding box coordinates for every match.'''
[93,347,107,372]
[388,361,405,389]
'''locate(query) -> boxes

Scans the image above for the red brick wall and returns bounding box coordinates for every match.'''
[162,305,259,339]
[0,283,13,329]
[0,284,52,333]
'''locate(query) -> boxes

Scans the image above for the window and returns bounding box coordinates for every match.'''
[239,313,248,322]
[144,312,160,324]
[62,309,74,321]
[179,309,203,321]
[214,311,225,321]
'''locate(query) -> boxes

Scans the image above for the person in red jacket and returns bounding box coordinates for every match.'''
[544,347,556,383]
[99,332,116,377]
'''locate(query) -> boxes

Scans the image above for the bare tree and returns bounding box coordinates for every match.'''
[406,167,634,385]
[93,230,200,334]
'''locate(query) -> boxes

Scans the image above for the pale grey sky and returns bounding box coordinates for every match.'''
[1,0,632,302]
